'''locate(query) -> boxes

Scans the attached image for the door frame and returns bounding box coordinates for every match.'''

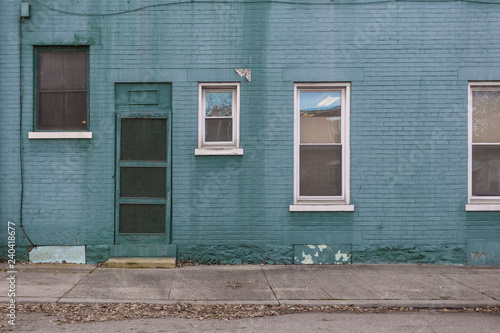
[114,110,172,246]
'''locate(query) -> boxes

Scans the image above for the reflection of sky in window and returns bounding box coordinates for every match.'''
[206,92,232,117]
[300,92,340,111]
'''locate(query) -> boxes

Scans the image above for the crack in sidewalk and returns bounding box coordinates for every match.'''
[57,265,98,303]
[167,267,177,300]
[346,266,385,299]
[441,273,500,303]
[261,267,280,305]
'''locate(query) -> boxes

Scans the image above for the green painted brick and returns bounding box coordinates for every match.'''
[1,1,500,265]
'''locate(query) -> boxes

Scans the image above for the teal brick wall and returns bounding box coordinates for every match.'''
[2,0,500,264]
[0,2,26,260]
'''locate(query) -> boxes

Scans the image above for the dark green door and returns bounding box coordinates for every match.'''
[113,83,172,253]
[116,116,169,245]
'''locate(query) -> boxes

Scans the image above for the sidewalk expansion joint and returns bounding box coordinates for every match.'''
[346,267,385,299]
[57,265,98,303]
[441,273,500,303]
[320,287,335,299]
[167,268,177,300]
[261,267,280,305]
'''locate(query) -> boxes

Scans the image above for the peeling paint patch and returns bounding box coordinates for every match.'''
[470,251,486,260]
[467,240,500,266]
[335,250,351,262]
[293,244,351,264]
[29,246,86,264]
[301,251,314,264]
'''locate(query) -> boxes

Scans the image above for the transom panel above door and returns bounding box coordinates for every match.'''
[114,83,172,251]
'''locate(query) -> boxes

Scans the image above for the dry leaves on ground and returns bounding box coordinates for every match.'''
[0,302,499,328]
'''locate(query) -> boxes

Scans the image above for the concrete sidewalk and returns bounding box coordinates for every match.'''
[1,264,499,308]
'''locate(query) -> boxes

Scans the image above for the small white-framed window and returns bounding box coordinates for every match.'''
[467,82,500,211]
[195,82,242,155]
[290,83,353,212]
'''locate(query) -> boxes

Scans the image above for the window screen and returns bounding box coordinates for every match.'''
[120,167,166,198]
[37,48,88,130]
[120,118,167,161]
[119,204,166,234]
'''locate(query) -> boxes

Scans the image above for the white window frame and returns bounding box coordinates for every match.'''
[29,46,92,140]
[290,82,353,212]
[195,82,243,156]
[466,82,500,211]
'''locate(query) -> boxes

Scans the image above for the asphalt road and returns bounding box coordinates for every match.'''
[9,311,500,333]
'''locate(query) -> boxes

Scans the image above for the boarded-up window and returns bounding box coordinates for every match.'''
[37,48,88,130]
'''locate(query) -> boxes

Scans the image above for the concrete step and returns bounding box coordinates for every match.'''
[106,257,176,268]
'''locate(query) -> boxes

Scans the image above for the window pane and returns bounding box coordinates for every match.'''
[39,52,64,90]
[205,118,232,142]
[300,92,341,143]
[300,111,341,144]
[119,204,165,234]
[473,91,500,143]
[206,92,232,117]
[121,118,167,161]
[300,145,342,196]
[472,145,500,196]
[64,92,87,130]
[63,51,87,90]
[300,92,341,112]
[38,48,88,130]
[120,167,166,198]
[39,92,64,129]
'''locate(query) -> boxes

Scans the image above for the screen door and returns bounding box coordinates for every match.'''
[115,116,170,245]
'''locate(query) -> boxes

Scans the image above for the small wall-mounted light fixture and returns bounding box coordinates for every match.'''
[20,2,30,18]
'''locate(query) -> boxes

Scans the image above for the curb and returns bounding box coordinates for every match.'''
[6,298,499,309]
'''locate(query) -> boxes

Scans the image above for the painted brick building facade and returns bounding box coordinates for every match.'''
[1,0,500,265]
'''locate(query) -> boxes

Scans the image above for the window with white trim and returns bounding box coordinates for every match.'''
[290,83,352,211]
[195,83,242,155]
[36,47,88,130]
[29,46,92,140]
[467,82,500,210]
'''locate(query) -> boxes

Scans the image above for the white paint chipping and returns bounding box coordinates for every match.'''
[318,245,328,251]
[301,251,314,264]
[335,250,350,262]
[307,245,316,249]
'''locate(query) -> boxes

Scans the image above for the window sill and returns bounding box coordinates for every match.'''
[195,148,244,156]
[28,132,92,140]
[465,204,500,211]
[289,204,354,212]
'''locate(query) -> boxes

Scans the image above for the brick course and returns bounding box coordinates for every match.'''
[1,0,499,264]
